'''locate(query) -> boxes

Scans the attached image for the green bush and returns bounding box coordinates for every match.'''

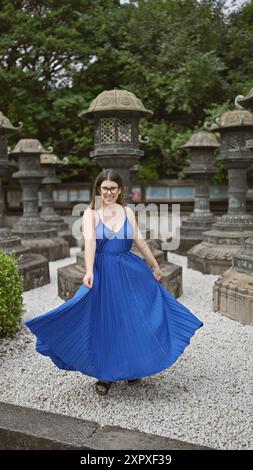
[0,251,24,336]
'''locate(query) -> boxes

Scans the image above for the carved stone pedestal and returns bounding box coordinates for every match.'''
[40,154,76,247]
[187,108,253,274]
[0,115,50,289]
[213,89,253,324]
[18,253,50,291]
[16,229,69,261]
[213,238,253,325]
[0,229,50,290]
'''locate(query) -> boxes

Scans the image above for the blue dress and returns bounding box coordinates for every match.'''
[25,207,203,381]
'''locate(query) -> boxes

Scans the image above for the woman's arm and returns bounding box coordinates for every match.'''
[126,207,162,281]
[82,208,97,288]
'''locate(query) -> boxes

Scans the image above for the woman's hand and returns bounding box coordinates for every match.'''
[83,271,94,288]
[153,265,162,282]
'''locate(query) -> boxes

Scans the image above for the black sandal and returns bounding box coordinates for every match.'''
[127,378,141,385]
[95,381,112,396]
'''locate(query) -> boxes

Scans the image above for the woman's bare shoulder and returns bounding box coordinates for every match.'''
[83,206,97,213]
[82,207,98,222]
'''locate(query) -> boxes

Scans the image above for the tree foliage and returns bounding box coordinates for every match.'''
[0,0,253,181]
[0,251,24,336]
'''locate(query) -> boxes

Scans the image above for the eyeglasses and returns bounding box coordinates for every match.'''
[100,186,119,194]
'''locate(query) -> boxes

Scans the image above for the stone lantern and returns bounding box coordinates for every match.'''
[187,107,253,275]
[40,153,75,247]
[57,90,183,300]
[169,131,219,255]
[79,89,153,202]
[0,116,51,290]
[213,90,253,324]
[11,139,69,261]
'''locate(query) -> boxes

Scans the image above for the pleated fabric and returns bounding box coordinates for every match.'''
[25,208,203,381]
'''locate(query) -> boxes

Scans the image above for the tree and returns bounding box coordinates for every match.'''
[0,0,252,181]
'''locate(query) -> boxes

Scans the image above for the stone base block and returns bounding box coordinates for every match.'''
[187,242,240,275]
[213,268,253,325]
[18,253,50,291]
[0,232,30,258]
[204,229,253,245]
[58,263,83,300]
[160,262,182,298]
[21,237,70,261]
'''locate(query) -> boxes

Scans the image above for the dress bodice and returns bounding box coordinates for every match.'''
[95,207,134,254]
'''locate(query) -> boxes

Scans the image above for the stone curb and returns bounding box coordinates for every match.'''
[0,402,212,450]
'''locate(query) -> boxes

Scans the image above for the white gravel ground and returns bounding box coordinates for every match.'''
[0,247,252,450]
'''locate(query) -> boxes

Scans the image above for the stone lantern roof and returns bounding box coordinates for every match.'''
[181,131,220,148]
[80,89,153,117]
[11,139,52,155]
[211,109,253,131]
[237,88,253,109]
[0,111,22,134]
[40,153,61,164]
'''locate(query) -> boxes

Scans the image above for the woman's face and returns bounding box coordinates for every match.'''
[99,179,121,206]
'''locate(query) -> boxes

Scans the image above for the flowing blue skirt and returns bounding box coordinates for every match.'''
[25,249,203,381]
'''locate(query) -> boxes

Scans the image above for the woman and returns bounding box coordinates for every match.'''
[25,169,203,396]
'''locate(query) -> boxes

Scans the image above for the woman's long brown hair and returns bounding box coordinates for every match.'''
[89,169,126,210]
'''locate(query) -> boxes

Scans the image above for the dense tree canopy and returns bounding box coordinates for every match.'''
[0,0,253,182]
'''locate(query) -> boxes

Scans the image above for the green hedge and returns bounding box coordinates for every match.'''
[0,251,24,336]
